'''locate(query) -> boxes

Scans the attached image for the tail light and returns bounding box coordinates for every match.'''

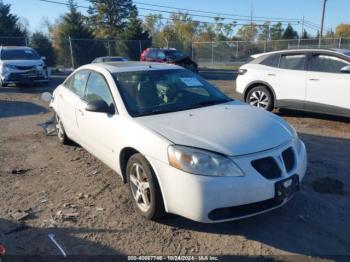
[238,68,248,75]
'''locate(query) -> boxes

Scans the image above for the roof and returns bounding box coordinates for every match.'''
[251,48,350,59]
[82,61,182,73]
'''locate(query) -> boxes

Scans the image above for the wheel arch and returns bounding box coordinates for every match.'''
[119,147,169,212]
[243,81,277,103]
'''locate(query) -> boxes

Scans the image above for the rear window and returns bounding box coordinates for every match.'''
[1,49,40,60]
[164,50,184,58]
[260,54,280,67]
[279,54,306,71]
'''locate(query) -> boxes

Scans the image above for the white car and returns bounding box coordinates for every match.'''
[0,46,49,87]
[50,62,307,223]
[236,49,350,117]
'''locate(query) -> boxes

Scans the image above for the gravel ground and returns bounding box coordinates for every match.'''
[0,74,349,261]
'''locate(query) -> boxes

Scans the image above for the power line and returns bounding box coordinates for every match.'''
[38,0,300,27]
[79,0,302,23]
[133,1,301,22]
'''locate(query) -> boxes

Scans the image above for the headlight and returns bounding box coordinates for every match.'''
[0,64,16,75]
[168,145,244,177]
[290,126,303,153]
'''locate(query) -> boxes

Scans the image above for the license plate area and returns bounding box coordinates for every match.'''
[275,174,299,201]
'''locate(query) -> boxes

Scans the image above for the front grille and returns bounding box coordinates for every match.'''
[15,65,36,70]
[208,197,283,221]
[282,147,295,173]
[252,157,281,179]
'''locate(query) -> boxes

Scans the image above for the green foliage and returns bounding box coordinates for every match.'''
[30,32,55,66]
[270,22,284,40]
[0,0,27,45]
[236,24,258,42]
[51,0,104,67]
[282,24,298,39]
[88,0,133,38]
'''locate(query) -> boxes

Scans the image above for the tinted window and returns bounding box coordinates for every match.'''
[1,49,40,60]
[164,50,184,58]
[157,51,166,59]
[261,54,280,67]
[310,54,349,73]
[279,54,306,70]
[69,70,90,97]
[113,69,231,117]
[85,72,114,106]
[147,50,158,59]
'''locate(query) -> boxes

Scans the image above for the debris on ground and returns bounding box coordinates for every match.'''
[70,157,80,162]
[37,115,56,136]
[312,176,345,195]
[48,234,67,257]
[95,207,104,212]
[11,168,31,175]
[10,210,30,221]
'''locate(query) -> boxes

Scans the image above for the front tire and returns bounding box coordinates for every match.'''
[126,153,165,220]
[55,113,70,144]
[246,86,274,111]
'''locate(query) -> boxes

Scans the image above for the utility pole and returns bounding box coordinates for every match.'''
[319,0,328,48]
[298,16,305,48]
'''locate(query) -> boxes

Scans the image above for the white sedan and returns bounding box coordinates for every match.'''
[51,62,307,223]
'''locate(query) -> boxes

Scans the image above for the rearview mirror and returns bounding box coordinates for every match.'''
[86,100,115,114]
[341,65,350,74]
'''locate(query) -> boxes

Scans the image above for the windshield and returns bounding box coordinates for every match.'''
[164,50,185,58]
[1,49,40,60]
[113,69,232,117]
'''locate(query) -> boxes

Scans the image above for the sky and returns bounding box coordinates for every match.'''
[5,0,350,36]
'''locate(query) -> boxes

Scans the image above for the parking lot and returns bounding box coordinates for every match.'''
[0,73,349,259]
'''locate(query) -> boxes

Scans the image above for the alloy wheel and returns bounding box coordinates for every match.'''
[249,90,269,109]
[129,162,151,212]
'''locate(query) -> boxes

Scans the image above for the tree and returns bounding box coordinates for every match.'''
[121,6,151,60]
[51,0,99,67]
[258,21,271,41]
[270,22,284,40]
[335,23,350,37]
[236,24,258,42]
[282,24,298,39]
[88,0,133,38]
[301,29,310,39]
[0,0,27,45]
[30,32,55,66]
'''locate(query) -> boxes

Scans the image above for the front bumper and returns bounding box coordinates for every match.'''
[1,69,48,84]
[147,140,307,223]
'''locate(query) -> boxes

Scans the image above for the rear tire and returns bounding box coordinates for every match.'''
[126,153,165,220]
[54,113,70,144]
[246,86,274,111]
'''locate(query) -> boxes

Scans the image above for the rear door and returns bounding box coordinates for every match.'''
[306,53,350,116]
[264,53,307,109]
[57,70,89,141]
[75,71,119,169]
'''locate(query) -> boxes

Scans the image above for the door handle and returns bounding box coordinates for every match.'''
[267,73,276,76]
[309,78,320,81]
[77,108,84,116]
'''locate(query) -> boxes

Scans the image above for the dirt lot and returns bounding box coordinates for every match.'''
[0,74,349,260]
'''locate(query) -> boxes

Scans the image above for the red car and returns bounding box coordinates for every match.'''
[140,48,198,73]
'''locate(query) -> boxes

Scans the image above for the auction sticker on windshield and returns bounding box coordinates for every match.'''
[180,77,203,87]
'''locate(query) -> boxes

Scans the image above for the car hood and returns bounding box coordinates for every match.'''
[135,101,293,156]
[1,59,43,67]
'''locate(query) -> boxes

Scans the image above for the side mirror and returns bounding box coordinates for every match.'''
[340,65,350,74]
[86,100,115,114]
[41,92,52,102]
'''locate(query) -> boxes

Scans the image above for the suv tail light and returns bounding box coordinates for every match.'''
[238,68,248,75]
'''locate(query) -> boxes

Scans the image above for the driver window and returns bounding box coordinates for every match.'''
[310,54,349,73]
[85,72,114,106]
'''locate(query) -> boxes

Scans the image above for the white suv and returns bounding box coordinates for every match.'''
[236,49,350,117]
[0,46,49,86]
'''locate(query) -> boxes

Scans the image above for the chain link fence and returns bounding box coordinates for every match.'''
[193,37,350,67]
[1,36,349,68]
